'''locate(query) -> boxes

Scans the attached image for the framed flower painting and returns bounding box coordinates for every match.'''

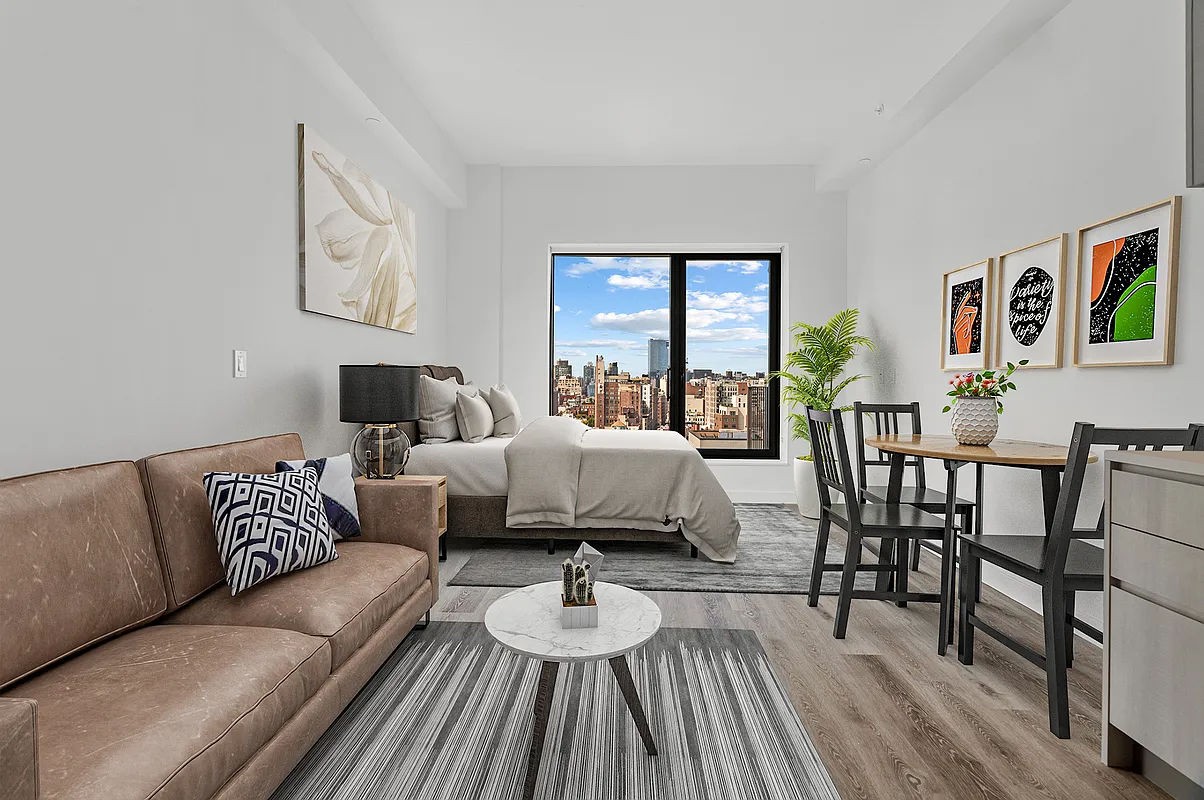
[940,259,993,372]
[1073,197,1180,366]
[995,234,1067,369]
[298,124,418,334]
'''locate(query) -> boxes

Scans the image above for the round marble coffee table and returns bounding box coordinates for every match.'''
[484,581,662,800]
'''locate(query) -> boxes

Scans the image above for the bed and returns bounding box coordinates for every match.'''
[402,366,741,562]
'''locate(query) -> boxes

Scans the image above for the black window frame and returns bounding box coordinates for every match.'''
[549,251,782,461]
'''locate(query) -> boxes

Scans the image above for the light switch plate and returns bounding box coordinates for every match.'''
[233,350,247,378]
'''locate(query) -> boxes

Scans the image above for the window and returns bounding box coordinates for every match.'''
[550,252,781,459]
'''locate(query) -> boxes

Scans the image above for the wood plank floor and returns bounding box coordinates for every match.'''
[430,531,1168,800]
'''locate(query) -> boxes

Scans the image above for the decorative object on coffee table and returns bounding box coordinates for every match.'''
[560,543,603,628]
[340,364,420,478]
[942,359,1027,445]
[485,581,661,800]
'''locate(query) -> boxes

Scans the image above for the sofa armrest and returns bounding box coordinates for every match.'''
[354,477,440,602]
[0,697,38,800]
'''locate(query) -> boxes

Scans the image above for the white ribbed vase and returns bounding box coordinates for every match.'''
[951,397,999,446]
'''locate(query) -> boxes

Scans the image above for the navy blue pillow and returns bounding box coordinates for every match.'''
[276,454,361,539]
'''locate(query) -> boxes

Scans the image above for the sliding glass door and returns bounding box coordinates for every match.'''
[551,252,780,460]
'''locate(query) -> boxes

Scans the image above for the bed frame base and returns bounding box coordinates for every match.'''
[448,495,699,556]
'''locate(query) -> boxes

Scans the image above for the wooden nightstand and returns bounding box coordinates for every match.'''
[391,474,448,560]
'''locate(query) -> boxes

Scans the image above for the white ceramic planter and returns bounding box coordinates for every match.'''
[951,396,999,445]
[793,456,821,519]
[561,601,598,629]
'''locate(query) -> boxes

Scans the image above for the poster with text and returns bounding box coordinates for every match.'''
[996,235,1066,369]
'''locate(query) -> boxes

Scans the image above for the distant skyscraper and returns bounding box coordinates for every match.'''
[647,338,669,379]
[554,359,572,379]
[646,338,669,429]
[582,362,595,397]
[594,355,606,428]
[606,361,619,376]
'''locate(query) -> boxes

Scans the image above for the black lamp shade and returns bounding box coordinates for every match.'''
[339,365,420,423]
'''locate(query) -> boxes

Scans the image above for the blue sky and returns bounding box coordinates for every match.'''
[552,256,770,377]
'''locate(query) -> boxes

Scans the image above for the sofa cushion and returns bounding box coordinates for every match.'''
[138,434,306,611]
[0,461,166,691]
[2,624,329,800]
[165,542,428,668]
[276,453,361,539]
[204,467,338,596]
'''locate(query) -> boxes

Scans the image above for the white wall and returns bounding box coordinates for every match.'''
[0,0,453,477]
[447,164,847,501]
[846,0,1198,623]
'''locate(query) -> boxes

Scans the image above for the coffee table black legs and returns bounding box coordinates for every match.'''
[608,656,658,755]
[522,656,656,799]
[523,660,560,800]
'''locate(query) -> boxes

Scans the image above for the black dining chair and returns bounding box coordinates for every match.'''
[806,406,956,649]
[853,401,977,572]
[957,422,1204,739]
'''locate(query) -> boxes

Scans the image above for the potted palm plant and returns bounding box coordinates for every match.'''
[773,308,875,518]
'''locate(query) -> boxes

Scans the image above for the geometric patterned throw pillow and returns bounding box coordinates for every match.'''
[203,467,338,596]
[275,453,361,539]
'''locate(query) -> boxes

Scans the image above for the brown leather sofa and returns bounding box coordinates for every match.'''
[0,434,439,800]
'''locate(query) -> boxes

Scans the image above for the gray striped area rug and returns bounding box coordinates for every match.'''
[272,622,841,800]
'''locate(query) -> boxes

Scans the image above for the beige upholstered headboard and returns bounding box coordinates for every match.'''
[401,365,465,445]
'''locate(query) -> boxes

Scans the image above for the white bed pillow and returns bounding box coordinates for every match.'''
[455,392,495,443]
[485,384,522,437]
[419,375,478,443]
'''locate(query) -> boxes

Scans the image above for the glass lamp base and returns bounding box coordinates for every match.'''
[351,425,411,479]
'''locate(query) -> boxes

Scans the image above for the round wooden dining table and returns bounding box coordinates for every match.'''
[862,434,1095,656]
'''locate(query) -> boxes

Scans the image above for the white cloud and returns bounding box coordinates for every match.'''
[554,304,562,313]
[754,283,769,292]
[687,326,767,342]
[591,305,763,338]
[687,308,753,327]
[687,259,767,275]
[705,344,769,357]
[590,308,670,337]
[607,273,668,290]
[557,337,647,352]
[562,256,669,278]
[688,291,768,314]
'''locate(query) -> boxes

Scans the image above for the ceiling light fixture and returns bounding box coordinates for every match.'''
[859,157,873,165]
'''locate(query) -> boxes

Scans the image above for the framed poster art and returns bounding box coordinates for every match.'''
[298,123,418,334]
[995,234,1067,369]
[1073,196,1181,367]
[940,258,993,372]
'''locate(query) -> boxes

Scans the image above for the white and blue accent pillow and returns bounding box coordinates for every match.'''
[203,467,338,596]
[275,453,361,539]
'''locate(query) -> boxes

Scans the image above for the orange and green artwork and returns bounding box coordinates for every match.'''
[948,277,983,356]
[1089,227,1158,344]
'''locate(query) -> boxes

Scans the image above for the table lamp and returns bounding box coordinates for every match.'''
[339,364,420,479]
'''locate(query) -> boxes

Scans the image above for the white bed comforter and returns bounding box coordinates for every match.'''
[504,417,741,562]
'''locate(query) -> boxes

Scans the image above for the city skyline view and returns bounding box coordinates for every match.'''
[552,255,771,377]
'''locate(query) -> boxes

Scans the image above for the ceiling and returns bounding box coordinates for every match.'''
[350,0,1013,168]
